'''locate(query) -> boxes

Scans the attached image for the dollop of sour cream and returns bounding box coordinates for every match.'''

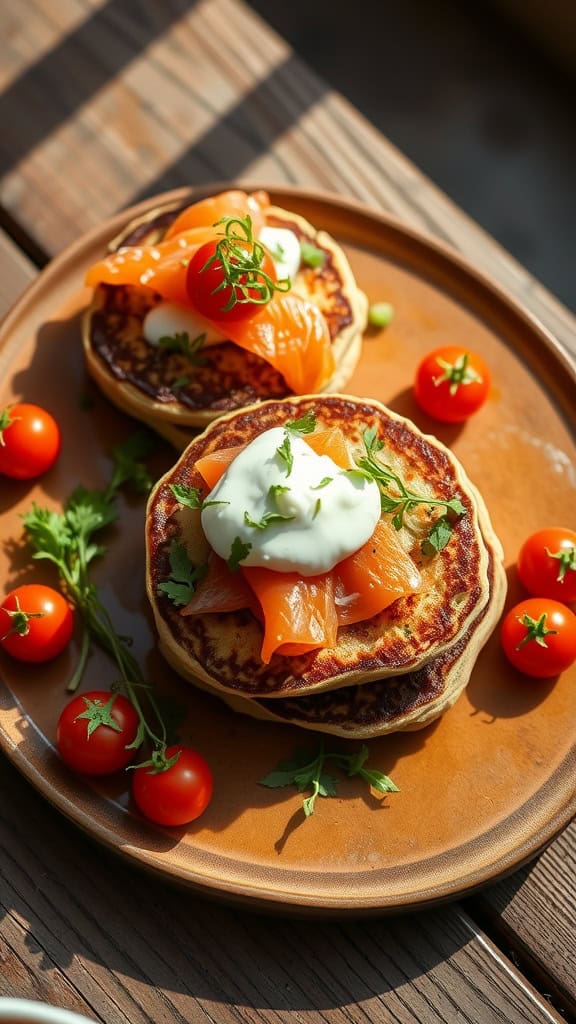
[201,427,381,576]
[143,302,227,348]
[259,226,301,282]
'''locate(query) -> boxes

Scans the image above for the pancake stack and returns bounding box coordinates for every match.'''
[83,196,367,449]
[145,396,506,738]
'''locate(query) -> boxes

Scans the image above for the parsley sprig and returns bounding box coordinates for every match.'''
[157,540,206,607]
[169,483,228,511]
[260,742,399,818]
[356,428,466,554]
[203,215,290,312]
[21,434,174,766]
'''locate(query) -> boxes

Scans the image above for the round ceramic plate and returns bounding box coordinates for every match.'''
[0,187,574,914]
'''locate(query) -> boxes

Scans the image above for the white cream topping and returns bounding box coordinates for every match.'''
[201,427,381,576]
[259,226,301,282]
[143,302,227,348]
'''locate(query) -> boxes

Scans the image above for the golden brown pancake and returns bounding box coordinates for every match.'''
[83,203,367,431]
[145,396,496,703]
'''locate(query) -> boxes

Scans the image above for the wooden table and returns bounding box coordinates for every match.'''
[0,2,574,1022]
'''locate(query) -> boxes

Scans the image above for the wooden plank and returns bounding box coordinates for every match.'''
[473,822,576,1016]
[0,0,574,356]
[0,227,35,320]
[0,754,565,1024]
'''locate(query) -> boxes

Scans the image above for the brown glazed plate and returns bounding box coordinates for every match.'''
[0,186,574,914]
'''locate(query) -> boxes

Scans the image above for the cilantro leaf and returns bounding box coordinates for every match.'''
[228,536,252,573]
[244,510,295,530]
[157,540,204,607]
[421,516,454,556]
[170,483,203,508]
[260,743,398,821]
[169,484,229,511]
[285,410,317,435]
[312,498,321,520]
[276,435,293,476]
[311,477,332,490]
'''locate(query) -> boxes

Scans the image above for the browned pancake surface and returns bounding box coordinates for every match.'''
[146,396,490,699]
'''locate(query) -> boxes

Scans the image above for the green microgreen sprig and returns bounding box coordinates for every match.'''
[203,215,291,313]
[357,427,466,554]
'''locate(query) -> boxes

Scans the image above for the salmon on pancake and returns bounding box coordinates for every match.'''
[83,190,367,434]
[145,396,500,709]
[215,519,506,737]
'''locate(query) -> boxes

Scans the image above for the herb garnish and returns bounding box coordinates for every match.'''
[285,410,317,435]
[311,476,332,490]
[356,428,465,553]
[276,435,293,476]
[260,743,398,818]
[21,434,178,768]
[203,215,291,312]
[300,240,326,269]
[172,375,191,390]
[169,483,229,511]
[157,540,205,608]
[158,331,207,365]
[228,536,252,572]
[312,499,322,520]
[244,511,295,530]
[269,484,291,500]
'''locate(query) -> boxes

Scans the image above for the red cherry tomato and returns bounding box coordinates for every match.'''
[0,584,74,663]
[0,403,61,479]
[501,598,576,678]
[57,690,139,775]
[517,527,576,603]
[132,745,213,826]
[414,346,490,423]
[186,237,277,322]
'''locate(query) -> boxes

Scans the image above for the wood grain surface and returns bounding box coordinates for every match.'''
[0,0,574,357]
[0,0,575,1021]
[0,755,566,1024]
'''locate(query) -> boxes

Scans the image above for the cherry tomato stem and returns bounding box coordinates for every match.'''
[0,585,73,663]
[501,598,576,678]
[414,346,490,423]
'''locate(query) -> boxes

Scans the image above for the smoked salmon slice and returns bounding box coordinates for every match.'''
[85,226,216,306]
[333,519,422,627]
[212,294,335,394]
[181,552,259,617]
[190,429,421,662]
[164,190,269,239]
[241,568,338,663]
